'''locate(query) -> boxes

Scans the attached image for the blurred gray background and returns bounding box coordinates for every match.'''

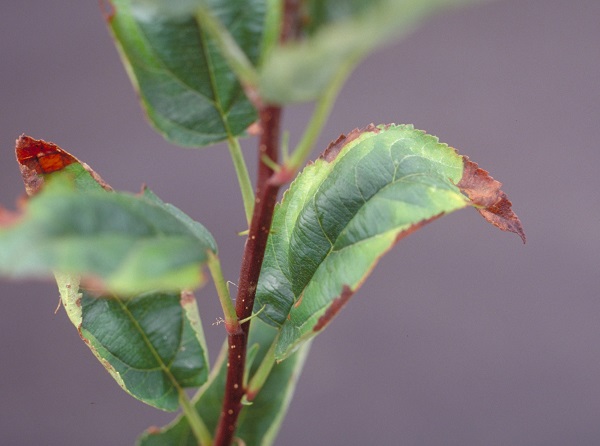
[1,0,599,445]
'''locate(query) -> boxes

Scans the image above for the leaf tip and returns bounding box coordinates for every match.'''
[15,135,79,195]
[457,157,526,243]
[15,135,78,173]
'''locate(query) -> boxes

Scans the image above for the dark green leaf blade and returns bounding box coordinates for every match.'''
[107,0,266,147]
[138,319,309,445]
[57,275,209,411]
[255,124,524,359]
[0,175,217,295]
[259,0,488,103]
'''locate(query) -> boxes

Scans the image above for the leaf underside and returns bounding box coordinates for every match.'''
[255,124,524,360]
[107,0,266,147]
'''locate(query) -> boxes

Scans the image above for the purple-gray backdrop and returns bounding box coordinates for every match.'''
[1,1,599,445]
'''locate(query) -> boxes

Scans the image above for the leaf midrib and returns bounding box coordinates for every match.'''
[287,151,459,315]
[113,296,186,383]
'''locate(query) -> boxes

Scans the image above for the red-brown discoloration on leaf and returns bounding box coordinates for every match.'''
[146,426,162,435]
[320,124,380,162]
[293,292,304,308]
[180,290,195,306]
[99,0,115,21]
[394,213,444,245]
[15,135,112,195]
[16,135,78,175]
[0,207,22,227]
[16,135,78,195]
[457,157,526,243]
[308,214,445,334]
[306,213,445,335]
[0,195,28,228]
[313,285,353,332]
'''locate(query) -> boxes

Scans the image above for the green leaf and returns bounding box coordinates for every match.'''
[137,319,310,445]
[107,0,267,147]
[0,172,217,295]
[56,274,209,411]
[255,124,524,359]
[6,135,213,413]
[259,0,488,103]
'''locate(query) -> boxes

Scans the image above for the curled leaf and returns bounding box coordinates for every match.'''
[256,124,524,359]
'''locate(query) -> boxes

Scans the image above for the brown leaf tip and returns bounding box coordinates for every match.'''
[457,157,526,243]
[313,285,354,332]
[16,135,80,196]
[16,135,78,174]
[15,135,113,194]
[320,124,381,163]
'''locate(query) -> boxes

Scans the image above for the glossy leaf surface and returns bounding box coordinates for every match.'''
[255,124,524,359]
[57,276,209,411]
[107,0,266,147]
[138,319,309,445]
[260,0,486,103]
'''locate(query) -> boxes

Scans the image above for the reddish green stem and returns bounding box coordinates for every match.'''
[213,3,302,443]
[213,106,282,446]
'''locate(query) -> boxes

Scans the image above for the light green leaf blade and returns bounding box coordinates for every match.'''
[255,124,524,360]
[57,275,209,412]
[0,173,217,295]
[137,319,309,445]
[107,0,266,147]
[259,0,489,103]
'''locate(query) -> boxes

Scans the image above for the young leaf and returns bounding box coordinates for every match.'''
[259,0,487,103]
[138,319,310,445]
[57,275,209,411]
[106,0,266,147]
[255,124,525,360]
